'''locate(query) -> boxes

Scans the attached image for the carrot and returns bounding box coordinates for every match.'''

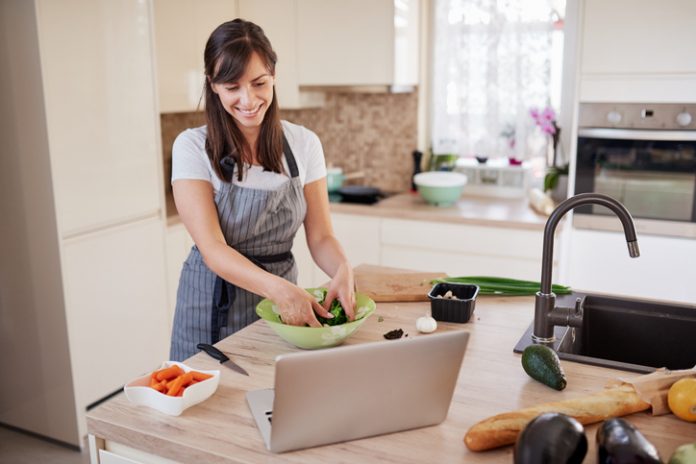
[166,375,184,396]
[149,376,165,392]
[191,371,213,381]
[154,364,184,382]
[179,372,194,388]
[146,367,213,395]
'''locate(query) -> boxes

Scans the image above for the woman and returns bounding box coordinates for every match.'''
[169,19,355,361]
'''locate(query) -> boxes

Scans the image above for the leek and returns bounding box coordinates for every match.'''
[432,276,572,296]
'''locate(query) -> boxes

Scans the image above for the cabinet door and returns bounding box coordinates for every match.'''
[293,225,319,287]
[297,0,394,85]
[380,218,547,280]
[35,0,162,236]
[164,223,194,327]
[61,217,169,423]
[333,213,381,267]
[581,0,696,75]
[238,0,303,109]
[153,0,238,113]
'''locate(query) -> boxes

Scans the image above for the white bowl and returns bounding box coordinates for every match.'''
[123,361,220,416]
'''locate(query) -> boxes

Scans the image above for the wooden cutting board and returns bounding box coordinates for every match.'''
[354,264,447,302]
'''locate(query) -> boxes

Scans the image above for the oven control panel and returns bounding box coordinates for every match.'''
[579,103,696,130]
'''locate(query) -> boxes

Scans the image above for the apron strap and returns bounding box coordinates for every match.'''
[282,134,300,178]
[219,133,299,180]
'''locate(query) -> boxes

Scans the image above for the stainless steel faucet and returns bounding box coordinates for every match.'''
[532,193,640,343]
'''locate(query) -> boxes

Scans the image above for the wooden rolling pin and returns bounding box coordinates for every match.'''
[464,384,651,451]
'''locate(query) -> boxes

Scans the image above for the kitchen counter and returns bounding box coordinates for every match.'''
[330,192,549,230]
[87,290,694,463]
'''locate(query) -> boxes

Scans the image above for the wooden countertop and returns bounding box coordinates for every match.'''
[87,295,694,463]
[330,192,550,230]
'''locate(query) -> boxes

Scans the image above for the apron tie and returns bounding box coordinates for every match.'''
[211,251,294,343]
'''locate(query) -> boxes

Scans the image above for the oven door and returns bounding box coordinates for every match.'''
[574,128,696,238]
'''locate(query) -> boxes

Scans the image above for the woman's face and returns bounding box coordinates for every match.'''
[211,51,274,136]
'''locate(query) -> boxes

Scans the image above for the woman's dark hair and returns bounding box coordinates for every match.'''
[203,19,283,182]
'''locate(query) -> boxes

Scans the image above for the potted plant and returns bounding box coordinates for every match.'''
[531,106,568,202]
[543,164,569,203]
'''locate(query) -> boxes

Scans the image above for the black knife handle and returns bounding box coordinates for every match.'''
[196,343,229,364]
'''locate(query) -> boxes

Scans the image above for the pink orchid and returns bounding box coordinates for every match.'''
[541,107,556,122]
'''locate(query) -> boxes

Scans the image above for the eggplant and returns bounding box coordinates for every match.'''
[597,418,663,464]
[514,412,587,464]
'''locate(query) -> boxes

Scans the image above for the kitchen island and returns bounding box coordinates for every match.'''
[87,293,695,463]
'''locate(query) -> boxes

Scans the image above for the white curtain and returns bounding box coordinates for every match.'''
[431,0,558,160]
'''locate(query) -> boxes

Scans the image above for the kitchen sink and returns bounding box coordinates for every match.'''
[514,292,696,373]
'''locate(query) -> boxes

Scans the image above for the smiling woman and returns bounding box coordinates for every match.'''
[169,19,356,361]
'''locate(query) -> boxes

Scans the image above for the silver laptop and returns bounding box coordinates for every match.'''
[246,330,469,453]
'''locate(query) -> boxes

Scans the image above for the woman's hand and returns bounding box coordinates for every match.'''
[271,279,333,327]
[322,262,355,321]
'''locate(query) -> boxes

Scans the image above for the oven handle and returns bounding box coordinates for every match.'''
[578,128,696,141]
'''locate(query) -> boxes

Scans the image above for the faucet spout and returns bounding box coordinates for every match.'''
[533,193,640,342]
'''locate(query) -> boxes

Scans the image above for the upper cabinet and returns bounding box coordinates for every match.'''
[237,0,316,109]
[578,0,696,102]
[296,0,394,86]
[153,0,238,113]
[36,0,162,237]
[154,0,418,111]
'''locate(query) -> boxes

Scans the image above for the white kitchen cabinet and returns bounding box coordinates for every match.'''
[380,218,552,281]
[164,222,195,328]
[0,0,169,448]
[238,0,298,108]
[565,229,696,304]
[313,213,382,284]
[38,0,162,236]
[293,213,382,287]
[62,218,169,420]
[293,225,318,288]
[297,0,394,86]
[578,0,696,102]
[153,0,238,113]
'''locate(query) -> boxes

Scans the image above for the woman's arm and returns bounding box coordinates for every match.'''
[172,179,331,327]
[303,178,356,320]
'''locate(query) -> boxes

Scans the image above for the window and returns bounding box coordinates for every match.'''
[431,0,566,162]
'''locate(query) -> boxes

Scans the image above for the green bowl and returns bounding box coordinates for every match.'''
[414,171,467,206]
[256,288,376,349]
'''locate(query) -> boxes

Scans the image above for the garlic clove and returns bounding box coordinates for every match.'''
[416,316,438,334]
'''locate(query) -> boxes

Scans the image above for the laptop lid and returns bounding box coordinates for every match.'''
[253,330,469,453]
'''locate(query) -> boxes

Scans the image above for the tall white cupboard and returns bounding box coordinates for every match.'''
[0,0,169,448]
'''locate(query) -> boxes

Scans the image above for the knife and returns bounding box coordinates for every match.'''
[196,343,249,376]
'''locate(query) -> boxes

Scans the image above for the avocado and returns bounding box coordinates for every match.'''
[521,344,567,391]
[669,443,696,464]
[514,412,587,464]
[597,418,662,464]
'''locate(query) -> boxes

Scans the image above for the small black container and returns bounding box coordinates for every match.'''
[427,282,479,323]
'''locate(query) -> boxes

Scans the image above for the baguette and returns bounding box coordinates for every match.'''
[464,384,650,451]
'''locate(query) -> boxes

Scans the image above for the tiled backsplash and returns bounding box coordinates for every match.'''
[160,91,418,217]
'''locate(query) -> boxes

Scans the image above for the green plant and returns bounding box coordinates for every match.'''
[431,276,572,296]
[543,164,569,192]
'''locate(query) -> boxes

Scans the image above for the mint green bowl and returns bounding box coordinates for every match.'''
[256,288,376,349]
[414,172,467,206]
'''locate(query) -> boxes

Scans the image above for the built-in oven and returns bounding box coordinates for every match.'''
[574,102,696,238]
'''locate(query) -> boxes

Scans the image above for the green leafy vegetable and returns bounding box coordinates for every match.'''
[431,276,572,296]
[316,289,348,326]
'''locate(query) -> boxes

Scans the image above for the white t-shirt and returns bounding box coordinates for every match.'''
[171,120,327,193]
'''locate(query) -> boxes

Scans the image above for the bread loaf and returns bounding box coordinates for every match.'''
[464,384,651,451]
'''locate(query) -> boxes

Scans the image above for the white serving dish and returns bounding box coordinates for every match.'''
[123,361,220,416]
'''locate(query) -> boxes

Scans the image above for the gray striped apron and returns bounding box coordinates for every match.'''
[170,136,306,361]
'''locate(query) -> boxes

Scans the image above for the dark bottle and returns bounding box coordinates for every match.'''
[411,150,423,192]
